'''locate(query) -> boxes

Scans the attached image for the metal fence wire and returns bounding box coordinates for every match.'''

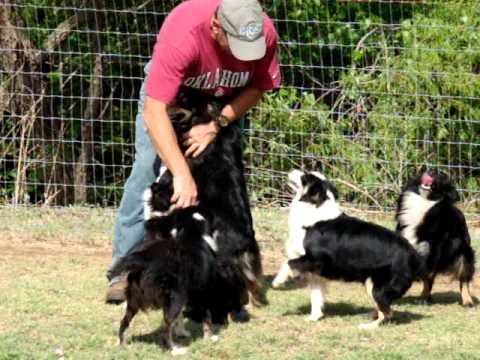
[1,0,479,216]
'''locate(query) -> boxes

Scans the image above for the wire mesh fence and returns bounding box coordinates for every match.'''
[1,0,479,217]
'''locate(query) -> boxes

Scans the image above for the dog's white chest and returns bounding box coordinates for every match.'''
[287,196,342,258]
[398,191,437,254]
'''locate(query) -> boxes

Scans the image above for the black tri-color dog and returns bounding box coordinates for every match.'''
[273,170,425,329]
[110,171,248,355]
[396,171,476,306]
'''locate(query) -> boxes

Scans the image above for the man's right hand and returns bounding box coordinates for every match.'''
[170,173,199,209]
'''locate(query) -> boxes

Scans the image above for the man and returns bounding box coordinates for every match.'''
[106,0,281,304]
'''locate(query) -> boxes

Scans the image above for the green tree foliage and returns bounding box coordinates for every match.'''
[1,0,479,210]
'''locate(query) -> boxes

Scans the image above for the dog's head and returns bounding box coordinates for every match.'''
[143,166,175,220]
[406,171,459,203]
[288,170,339,207]
[169,89,223,133]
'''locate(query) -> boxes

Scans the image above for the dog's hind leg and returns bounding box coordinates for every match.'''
[358,304,392,330]
[118,304,138,346]
[358,278,392,330]
[420,276,435,304]
[305,275,326,321]
[460,282,474,307]
[272,260,291,288]
[456,255,475,307]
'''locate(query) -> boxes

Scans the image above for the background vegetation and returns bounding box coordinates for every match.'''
[1,0,479,211]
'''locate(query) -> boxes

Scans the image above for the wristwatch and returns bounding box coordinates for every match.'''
[215,114,230,128]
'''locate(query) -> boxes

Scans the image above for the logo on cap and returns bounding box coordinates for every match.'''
[239,22,262,40]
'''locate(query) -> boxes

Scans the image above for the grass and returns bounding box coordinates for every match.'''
[0,207,479,359]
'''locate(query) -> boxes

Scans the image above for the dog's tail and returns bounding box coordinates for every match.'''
[288,255,320,274]
[109,253,149,279]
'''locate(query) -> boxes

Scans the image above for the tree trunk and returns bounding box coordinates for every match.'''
[73,1,104,204]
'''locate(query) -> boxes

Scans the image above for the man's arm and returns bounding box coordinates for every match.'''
[220,86,264,122]
[183,86,264,158]
[143,95,198,208]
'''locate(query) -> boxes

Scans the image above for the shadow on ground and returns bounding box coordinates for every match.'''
[398,291,478,307]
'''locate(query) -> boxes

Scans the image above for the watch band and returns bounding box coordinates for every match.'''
[216,114,230,127]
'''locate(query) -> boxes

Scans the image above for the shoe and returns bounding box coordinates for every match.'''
[105,277,127,304]
[230,307,250,323]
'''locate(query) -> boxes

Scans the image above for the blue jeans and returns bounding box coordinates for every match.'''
[107,62,245,282]
[107,62,157,282]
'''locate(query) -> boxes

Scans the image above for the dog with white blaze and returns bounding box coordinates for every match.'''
[162,89,267,308]
[110,174,248,355]
[396,171,476,306]
[274,170,425,329]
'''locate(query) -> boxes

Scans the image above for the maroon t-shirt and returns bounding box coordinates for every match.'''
[145,0,282,104]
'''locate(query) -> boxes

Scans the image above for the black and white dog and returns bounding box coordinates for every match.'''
[163,89,266,306]
[273,170,424,329]
[110,172,248,355]
[396,171,476,306]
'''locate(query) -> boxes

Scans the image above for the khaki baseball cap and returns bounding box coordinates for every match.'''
[217,0,266,61]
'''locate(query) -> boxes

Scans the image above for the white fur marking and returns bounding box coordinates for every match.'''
[157,165,168,181]
[310,171,326,181]
[398,191,438,253]
[274,170,342,287]
[171,346,187,356]
[287,189,342,259]
[170,228,178,238]
[272,261,291,288]
[211,335,219,342]
[307,278,326,321]
[193,213,206,222]
[203,235,218,252]
[241,253,255,281]
[143,188,153,220]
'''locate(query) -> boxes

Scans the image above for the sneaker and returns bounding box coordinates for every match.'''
[105,277,127,304]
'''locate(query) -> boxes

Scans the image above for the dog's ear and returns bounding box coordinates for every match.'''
[326,181,339,200]
[300,181,328,207]
[443,183,460,202]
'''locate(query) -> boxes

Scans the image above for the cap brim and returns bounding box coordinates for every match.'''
[227,34,266,61]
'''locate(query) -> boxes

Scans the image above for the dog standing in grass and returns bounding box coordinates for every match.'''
[110,173,248,355]
[273,170,425,329]
[396,171,476,306]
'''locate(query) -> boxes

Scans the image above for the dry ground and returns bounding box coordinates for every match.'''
[0,207,479,359]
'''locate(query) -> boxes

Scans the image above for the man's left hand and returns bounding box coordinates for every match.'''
[182,120,220,158]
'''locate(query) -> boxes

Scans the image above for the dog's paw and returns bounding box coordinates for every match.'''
[271,279,283,289]
[304,313,323,322]
[210,335,220,343]
[118,331,128,346]
[171,346,188,356]
[358,321,380,330]
[461,299,476,308]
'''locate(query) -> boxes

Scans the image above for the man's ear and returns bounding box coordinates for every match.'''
[211,16,222,34]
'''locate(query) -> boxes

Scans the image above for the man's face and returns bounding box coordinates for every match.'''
[211,17,232,54]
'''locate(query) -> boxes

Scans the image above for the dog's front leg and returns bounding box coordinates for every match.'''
[305,275,326,321]
[163,292,188,355]
[272,260,292,288]
[203,310,219,342]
